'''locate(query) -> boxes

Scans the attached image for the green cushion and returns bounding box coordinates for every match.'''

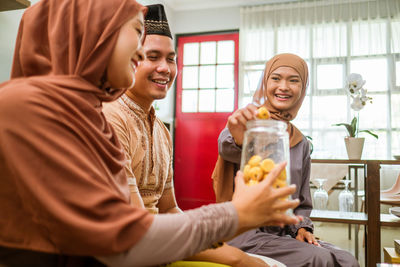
[163,261,230,267]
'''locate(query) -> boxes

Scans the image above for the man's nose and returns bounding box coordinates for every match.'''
[157,59,170,74]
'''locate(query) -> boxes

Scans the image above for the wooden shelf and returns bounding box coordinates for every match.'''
[310,210,400,227]
[0,0,31,12]
[311,210,367,224]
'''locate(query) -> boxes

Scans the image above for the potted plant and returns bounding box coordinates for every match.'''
[333,73,378,159]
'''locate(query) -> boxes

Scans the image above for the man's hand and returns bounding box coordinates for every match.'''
[296,228,320,246]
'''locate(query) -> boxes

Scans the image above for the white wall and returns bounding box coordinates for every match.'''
[0,0,42,82]
[172,6,239,35]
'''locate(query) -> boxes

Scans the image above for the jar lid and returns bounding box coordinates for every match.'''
[246,120,287,131]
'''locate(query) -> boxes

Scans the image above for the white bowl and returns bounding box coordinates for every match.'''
[394,155,400,160]
[389,207,400,217]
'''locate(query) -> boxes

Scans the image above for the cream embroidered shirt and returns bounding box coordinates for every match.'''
[103,95,173,214]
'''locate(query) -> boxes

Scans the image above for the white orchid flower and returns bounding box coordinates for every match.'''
[360,88,372,103]
[334,73,378,140]
[350,95,364,111]
[346,73,366,94]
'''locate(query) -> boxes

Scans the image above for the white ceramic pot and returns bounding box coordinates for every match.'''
[344,137,365,160]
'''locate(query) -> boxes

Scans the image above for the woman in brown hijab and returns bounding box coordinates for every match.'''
[0,1,301,266]
[214,53,359,267]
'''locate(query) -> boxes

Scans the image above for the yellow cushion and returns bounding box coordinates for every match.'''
[163,261,230,267]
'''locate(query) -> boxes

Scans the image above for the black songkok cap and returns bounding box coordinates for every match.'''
[145,4,172,39]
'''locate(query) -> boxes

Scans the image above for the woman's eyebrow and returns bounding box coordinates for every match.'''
[271,73,300,78]
[270,73,281,76]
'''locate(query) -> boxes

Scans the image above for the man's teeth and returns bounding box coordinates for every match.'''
[153,80,168,85]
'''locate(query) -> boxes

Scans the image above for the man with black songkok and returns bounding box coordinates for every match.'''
[103,4,269,266]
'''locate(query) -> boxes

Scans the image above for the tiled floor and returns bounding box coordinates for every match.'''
[313,221,399,267]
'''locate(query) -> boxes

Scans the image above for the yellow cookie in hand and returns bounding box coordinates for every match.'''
[248,155,262,167]
[260,158,275,173]
[257,106,270,119]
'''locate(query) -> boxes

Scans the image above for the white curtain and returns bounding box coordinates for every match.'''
[239,0,400,159]
[240,0,400,62]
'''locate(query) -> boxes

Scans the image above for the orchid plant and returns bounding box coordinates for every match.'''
[333,73,378,139]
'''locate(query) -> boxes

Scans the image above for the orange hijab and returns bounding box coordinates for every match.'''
[213,53,308,202]
[253,53,309,148]
[0,0,152,255]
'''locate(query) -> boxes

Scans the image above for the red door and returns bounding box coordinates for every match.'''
[174,32,239,210]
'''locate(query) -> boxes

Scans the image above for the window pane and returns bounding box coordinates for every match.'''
[305,60,311,96]
[182,90,198,113]
[216,89,234,112]
[199,89,215,112]
[240,96,252,108]
[352,21,386,56]
[392,131,400,156]
[396,61,400,87]
[312,96,347,129]
[312,130,348,159]
[217,41,235,64]
[199,65,215,88]
[357,94,387,129]
[216,65,234,89]
[183,43,199,65]
[317,64,343,90]
[200,42,216,65]
[392,21,400,53]
[350,58,387,92]
[277,26,309,59]
[313,23,347,58]
[182,66,198,89]
[392,93,400,128]
[293,96,310,129]
[244,71,263,95]
[363,130,386,159]
[243,29,274,62]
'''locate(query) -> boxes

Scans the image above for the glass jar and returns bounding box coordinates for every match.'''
[240,120,291,198]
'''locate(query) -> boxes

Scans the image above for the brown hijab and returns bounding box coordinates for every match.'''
[253,53,309,148]
[213,53,309,202]
[0,0,152,256]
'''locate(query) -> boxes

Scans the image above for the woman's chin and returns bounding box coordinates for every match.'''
[109,76,135,89]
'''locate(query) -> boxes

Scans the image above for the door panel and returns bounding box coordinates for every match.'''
[174,32,239,210]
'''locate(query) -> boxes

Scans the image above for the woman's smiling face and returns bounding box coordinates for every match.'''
[265,66,303,111]
[107,12,145,89]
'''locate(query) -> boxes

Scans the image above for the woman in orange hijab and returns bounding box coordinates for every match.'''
[214,53,359,267]
[0,1,301,266]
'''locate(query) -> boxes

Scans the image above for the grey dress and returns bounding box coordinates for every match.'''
[219,128,359,267]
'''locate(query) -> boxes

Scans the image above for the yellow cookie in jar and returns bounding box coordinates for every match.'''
[249,166,263,181]
[247,179,259,186]
[272,179,287,189]
[277,169,287,181]
[248,155,262,166]
[243,164,252,183]
[257,106,270,119]
[260,158,275,173]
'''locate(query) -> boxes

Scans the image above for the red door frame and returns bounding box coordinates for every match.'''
[174,31,239,210]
